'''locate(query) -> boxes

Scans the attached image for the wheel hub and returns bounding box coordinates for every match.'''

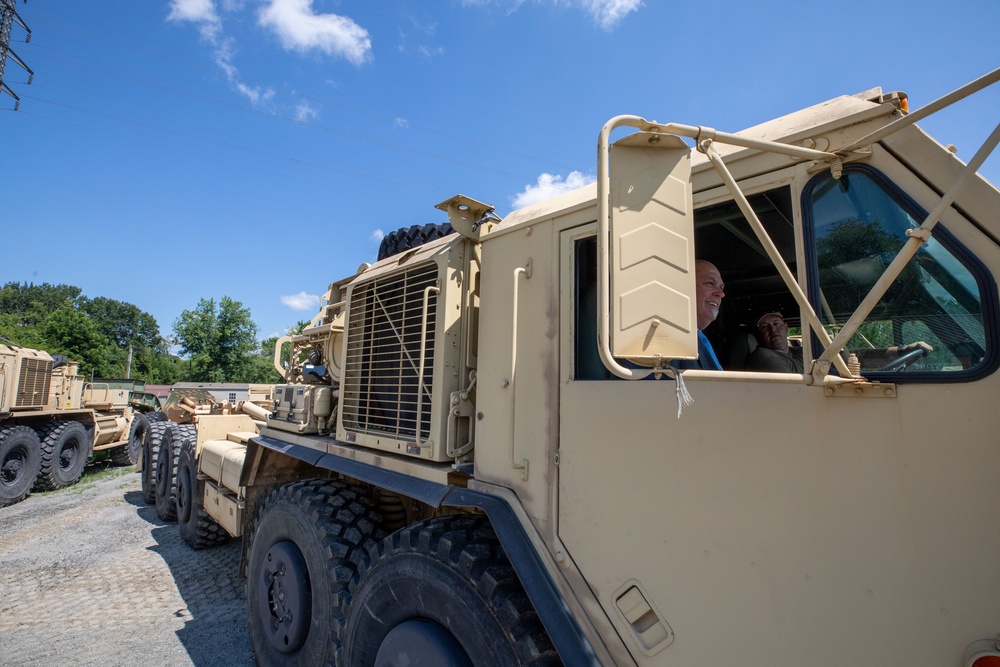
[176,467,190,522]
[375,619,472,667]
[59,443,77,471]
[155,449,169,496]
[2,453,23,485]
[257,541,311,653]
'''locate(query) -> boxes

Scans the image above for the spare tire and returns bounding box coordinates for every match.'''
[377,223,454,261]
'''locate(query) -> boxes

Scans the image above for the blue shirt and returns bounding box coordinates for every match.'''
[673,330,722,371]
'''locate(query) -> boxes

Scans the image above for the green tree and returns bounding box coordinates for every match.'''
[173,296,259,382]
[0,282,189,382]
[82,296,164,352]
[0,282,84,325]
[247,337,283,383]
[0,313,47,349]
[42,308,125,378]
[134,349,187,384]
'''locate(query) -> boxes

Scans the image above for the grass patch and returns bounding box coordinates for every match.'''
[32,461,136,497]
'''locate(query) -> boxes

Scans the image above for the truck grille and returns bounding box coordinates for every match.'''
[342,262,439,441]
[16,358,52,408]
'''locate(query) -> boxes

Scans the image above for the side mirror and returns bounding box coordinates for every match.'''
[598,118,697,376]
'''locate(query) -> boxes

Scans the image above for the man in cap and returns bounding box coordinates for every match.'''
[747,311,804,373]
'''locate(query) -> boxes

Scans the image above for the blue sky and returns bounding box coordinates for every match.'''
[2,0,998,346]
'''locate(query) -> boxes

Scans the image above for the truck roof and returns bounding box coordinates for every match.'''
[498,89,901,233]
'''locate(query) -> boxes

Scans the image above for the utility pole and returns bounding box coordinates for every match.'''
[0,0,32,110]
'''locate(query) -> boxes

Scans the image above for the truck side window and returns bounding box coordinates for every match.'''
[573,235,612,380]
[804,165,994,377]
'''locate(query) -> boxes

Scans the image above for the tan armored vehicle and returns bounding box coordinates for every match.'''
[162,69,1000,666]
[0,344,149,506]
[139,385,271,527]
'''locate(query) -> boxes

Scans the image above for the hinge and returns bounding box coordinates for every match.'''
[824,381,896,398]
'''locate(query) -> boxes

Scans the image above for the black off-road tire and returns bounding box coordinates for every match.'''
[145,411,168,423]
[33,421,91,491]
[246,479,383,667]
[0,426,42,507]
[376,223,454,261]
[344,515,560,667]
[141,421,172,504]
[176,437,230,549]
[154,424,194,522]
[110,413,148,466]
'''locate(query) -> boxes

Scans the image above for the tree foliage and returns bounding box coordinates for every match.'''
[2,282,284,386]
[42,308,123,379]
[173,296,261,382]
[82,296,163,352]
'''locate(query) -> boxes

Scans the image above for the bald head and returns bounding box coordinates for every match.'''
[695,260,724,331]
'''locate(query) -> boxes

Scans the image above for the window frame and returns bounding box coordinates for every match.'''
[801,163,1000,383]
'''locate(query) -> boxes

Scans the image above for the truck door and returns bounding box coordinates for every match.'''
[557,142,1000,665]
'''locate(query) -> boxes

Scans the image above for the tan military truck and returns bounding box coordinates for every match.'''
[140,385,271,525]
[170,68,1000,666]
[0,344,148,506]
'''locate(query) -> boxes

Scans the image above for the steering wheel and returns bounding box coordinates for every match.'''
[878,346,929,372]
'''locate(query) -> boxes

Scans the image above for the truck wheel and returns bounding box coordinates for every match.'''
[0,426,42,507]
[246,480,383,667]
[154,426,185,521]
[145,411,168,423]
[33,421,91,491]
[141,421,171,504]
[111,413,148,466]
[177,438,229,549]
[376,223,454,261]
[344,516,559,667]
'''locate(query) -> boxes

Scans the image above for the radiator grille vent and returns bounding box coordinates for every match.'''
[16,358,52,408]
[342,263,439,441]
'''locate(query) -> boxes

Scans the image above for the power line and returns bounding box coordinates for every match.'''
[25,47,570,187]
[26,9,583,167]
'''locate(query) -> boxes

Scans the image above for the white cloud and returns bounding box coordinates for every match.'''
[371,229,385,242]
[574,0,642,30]
[393,118,409,129]
[462,0,641,29]
[280,292,322,311]
[168,2,274,105]
[418,45,445,58]
[258,0,372,65]
[168,0,221,40]
[295,100,319,121]
[512,170,595,208]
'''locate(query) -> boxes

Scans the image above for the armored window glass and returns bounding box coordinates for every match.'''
[573,235,612,380]
[805,166,993,377]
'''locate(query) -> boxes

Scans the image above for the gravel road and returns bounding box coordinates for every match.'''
[0,461,255,666]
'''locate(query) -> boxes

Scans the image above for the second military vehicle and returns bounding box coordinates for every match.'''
[0,344,149,506]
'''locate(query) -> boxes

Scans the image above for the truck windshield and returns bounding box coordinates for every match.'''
[806,165,990,375]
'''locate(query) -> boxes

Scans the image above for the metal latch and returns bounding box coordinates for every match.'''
[613,581,674,656]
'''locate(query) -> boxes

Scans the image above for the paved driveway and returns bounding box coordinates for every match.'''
[0,463,254,666]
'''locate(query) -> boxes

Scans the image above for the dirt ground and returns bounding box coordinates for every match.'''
[0,461,255,666]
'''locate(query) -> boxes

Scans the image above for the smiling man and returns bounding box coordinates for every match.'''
[674,260,725,370]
